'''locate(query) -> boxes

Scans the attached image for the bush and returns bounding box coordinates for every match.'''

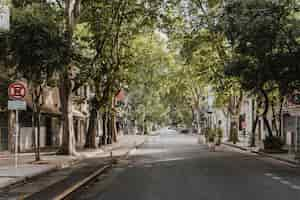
[208,129,216,143]
[216,128,223,146]
[263,136,284,150]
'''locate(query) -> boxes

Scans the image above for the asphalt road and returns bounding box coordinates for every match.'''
[70,128,300,200]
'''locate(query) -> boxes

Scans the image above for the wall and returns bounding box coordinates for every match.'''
[20,127,46,151]
[51,117,62,146]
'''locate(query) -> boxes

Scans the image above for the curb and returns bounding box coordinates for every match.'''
[26,137,148,200]
[250,150,299,166]
[222,142,299,166]
[222,142,249,151]
[0,158,81,191]
[53,165,111,200]
[0,137,145,191]
[0,165,57,191]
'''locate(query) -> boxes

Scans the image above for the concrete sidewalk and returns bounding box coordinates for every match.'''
[222,138,299,165]
[0,135,147,190]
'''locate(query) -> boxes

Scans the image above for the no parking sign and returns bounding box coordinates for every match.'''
[8,82,26,100]
[8,82,27,110]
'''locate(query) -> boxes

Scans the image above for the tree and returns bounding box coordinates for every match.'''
[2,5,66,160]
[161,0,244,141]
[220,0,300,139]
[56,0,81,155]
[126,33,174,132]
[79,0,168,146]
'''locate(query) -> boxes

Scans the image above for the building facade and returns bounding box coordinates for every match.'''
[0,83,90,152]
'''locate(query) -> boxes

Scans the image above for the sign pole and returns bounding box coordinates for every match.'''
[8,82,27,169]
[15,110,19,168]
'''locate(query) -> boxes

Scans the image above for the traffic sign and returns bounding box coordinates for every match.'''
[8,82,26,100]
[8,100,26,110]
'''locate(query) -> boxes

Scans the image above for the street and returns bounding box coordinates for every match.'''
[68,128,300,200]
[1,2,300,200]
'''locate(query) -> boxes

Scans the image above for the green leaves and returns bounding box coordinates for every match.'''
[220,0,300,96]
[7,6,67,85]
[126,33,172,124]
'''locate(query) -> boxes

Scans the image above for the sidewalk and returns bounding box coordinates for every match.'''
[222,137,299,165]
[0,135,147,190]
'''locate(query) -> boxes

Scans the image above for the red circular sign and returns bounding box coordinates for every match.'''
[8,83,26,100]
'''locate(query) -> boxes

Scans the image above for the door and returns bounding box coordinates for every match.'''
[0,113,8,151]
[46,116,52,146]
[0,127,8,151]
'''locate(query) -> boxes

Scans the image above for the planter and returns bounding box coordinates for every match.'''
[263,136,284,151]
[260,149,288,154]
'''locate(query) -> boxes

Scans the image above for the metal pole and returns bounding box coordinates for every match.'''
[15,110,19,168]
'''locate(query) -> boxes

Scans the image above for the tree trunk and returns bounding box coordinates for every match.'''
[112,113,117,142]
[108,113,113,144]
[32,108,37,157]
[111,97,118,143]
[263,116,273,137]
[196,108,202,133]
[58,73,77,155]
[250,116,259,147]
[278,97,284,137]
[271,100,279,136]
[57,0,81,155]
[85,105,97,149]
[36,108,41,161]
[101,112,108,145]
[32,91,40,161]
[191,106,195,127]
[260,88,273,137]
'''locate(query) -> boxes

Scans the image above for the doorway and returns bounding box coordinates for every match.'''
[45,116,52,146]
[0,127,8,151]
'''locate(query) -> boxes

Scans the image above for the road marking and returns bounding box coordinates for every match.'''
[280,180,291,185]
[272,176,282,180]
[264,173,273,177]
[264,173,300,190]
[290,185,300,190]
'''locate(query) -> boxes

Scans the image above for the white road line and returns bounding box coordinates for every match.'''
[264,173,273,177]
[272,176,282,180]
[265,173,298,189]
[280,180,291,185]
[290,185,300,190]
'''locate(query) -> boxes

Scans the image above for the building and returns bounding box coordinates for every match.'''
[0,80,90,152]
[282,95,300,153]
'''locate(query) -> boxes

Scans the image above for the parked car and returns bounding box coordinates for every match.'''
[179,128,190,134]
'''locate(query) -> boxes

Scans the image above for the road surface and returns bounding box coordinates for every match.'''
[69,128,300,200]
